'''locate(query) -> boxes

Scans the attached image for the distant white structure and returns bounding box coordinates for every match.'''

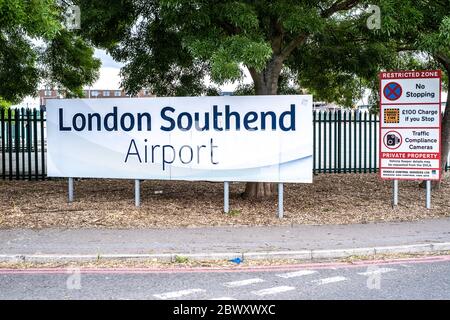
[313,102,341,111]
[10,96,40,109]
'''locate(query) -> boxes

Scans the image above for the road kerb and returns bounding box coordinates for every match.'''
[179,253,243,261]
[0,242,449,264]
[0,253,173,263]
[311,247,376,259]
[243,251,312,260]
[374,244,433,255]
[431,242,450,251]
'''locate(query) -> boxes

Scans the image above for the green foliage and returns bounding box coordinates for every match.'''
[205,86,221,96]
[234,69,301,96]
[79,0,375,97]
[363,0,450,109]
[75,0,137,49]
[223,36,272,71]
[376,0,424,37]
[0,29,39,103]
[42,30,101,97]
[228,209,241,216]
[290,0,450,109]
[0,97,11,109]
[77,0,448,108]
[174,255,189,263]
[221,2,260,32]
[234,83,254,96]
[210,49,242,84]
[277,3,324,34]
[419,16,450,56]
[0,0,61,39]
[0,0,100,103]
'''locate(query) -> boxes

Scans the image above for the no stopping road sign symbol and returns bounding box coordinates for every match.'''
[383,82,402,101]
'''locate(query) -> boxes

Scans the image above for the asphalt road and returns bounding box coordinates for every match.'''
[0,256,449,300]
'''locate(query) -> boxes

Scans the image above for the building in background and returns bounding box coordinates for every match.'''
[313,101,342,111]
[39,88,154,105]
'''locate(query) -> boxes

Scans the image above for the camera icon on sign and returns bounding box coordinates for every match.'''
[386,134,400,147]
[384,131,402,150]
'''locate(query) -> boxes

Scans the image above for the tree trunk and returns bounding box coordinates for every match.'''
[243,59,283,199]
[243,181,277,199]
[438,66,450,187]
[433,74,450,189]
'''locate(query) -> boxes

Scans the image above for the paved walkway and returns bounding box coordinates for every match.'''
[1,218,449,255]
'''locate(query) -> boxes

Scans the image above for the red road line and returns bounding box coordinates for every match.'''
[0,255,449,275]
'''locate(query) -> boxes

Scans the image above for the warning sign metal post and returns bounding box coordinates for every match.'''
[379,70,442,208]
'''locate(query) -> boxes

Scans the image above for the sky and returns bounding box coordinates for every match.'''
[91,49,245,91]
[19,49,244,107]
[90,49,123,89]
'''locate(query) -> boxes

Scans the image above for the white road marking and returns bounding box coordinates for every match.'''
[277,270,317,279]
[251,286,296,296]
[357,267,397,276]
[223,278,265,288]
[153,288,205,299]
[209,297,237,300]
[314,276,347,285]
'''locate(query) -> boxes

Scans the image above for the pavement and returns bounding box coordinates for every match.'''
[1,218,450,262]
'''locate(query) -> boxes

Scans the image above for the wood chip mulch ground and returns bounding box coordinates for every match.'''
[1,174,449,229]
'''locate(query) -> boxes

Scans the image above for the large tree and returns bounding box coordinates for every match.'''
[78,0,383,198]
[0,0,100,104]
[396,0,450,184]
[274,0,450,185]
[325,0,450,184]
[77,0,450,195]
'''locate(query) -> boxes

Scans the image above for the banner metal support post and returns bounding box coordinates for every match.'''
[278,183,284,219]
[68,177,74,203]
[426,180,431,209]
[224,182,229,213]
[393,179,398,207]
[135,179,140,207]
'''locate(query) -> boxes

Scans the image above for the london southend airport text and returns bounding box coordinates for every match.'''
[57,105,297,133]
[57,104,297,170]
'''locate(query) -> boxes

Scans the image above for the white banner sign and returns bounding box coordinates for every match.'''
[379,70,442,180]
[46,96,313,183]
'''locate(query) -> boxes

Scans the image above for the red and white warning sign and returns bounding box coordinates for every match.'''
[379,70,442,180]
